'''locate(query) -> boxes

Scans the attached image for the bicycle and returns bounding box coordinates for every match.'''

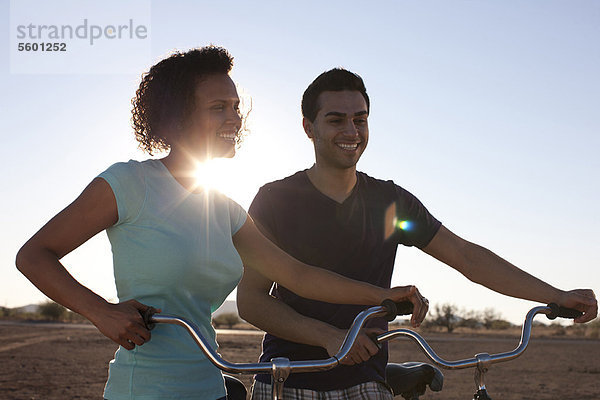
[142,301,582,400]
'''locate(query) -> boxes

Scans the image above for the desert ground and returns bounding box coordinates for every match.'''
[0,321,598,400]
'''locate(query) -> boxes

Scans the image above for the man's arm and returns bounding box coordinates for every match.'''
[422,225,597,323]
[237,266,382,364]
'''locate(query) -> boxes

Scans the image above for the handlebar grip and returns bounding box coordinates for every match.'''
[546,303,583,320]
[381,299,414,321]
[141,307,158,330]
[396,301,415,316]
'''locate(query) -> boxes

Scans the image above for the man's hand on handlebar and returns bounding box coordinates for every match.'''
[558,289,597,323]
[88,299,160,350]
[324,327,384,366]
[387,285,429,327]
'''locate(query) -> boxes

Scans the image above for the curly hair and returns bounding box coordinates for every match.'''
[301,68,370,123]
[131,45,237,155]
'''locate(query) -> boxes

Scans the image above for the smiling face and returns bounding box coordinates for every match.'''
[177,73,242,160]
[304,90,369,170]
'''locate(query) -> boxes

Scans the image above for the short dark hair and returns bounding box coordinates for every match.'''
[301,68,370,122]
[131,45,234,155]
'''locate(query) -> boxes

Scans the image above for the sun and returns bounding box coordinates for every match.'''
[194,157,252,206]
[195,160,216,190]
[192,118,314,211]
[194,158,232,192]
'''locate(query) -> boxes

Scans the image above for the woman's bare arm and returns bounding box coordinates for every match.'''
[16,178,153,349]
[232,216,428,320]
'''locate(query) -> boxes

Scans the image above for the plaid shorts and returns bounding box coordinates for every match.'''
[250,379,393,400]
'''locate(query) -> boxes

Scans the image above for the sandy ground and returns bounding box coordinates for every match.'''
[0,321,598,399]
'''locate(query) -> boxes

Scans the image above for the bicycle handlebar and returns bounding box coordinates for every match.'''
[142,302,580,375]
[380,299,414,321]
[142,300,414,375]
[374,303,582,370]
[546,303,584,320]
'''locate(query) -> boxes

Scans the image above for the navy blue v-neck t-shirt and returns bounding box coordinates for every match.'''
[249,170,441,391]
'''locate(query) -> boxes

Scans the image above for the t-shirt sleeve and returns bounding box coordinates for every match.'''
[227,197,248,235]
[393,185,441,249]
[248,186,279,245]
[97,161,146,225]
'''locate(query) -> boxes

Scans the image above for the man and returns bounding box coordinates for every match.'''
[237,68,597,399]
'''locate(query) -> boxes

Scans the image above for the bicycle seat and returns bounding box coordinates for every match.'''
[224,374,247,400]
[385,362,443,399]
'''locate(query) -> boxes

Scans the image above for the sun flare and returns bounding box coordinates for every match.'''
[195,159,229,191]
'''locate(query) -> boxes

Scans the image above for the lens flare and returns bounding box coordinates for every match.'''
[396,220,413,231]
[195,160,218,190]
[194,158,236,195]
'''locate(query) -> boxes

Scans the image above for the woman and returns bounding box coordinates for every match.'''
[15,46,428,400]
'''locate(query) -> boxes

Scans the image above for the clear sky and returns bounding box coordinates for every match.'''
[1,0,598,325]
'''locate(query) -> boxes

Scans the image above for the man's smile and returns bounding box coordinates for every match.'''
[336,142,360,151]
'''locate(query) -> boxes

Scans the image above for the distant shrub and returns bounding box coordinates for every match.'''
[489,319,512,330]
[482,308,504,330]
[459,318,482,329]
[549,322,567,336]
[430,304,461,333]
[38,301,67,321]
[567,322,587,337]
[212,313,240,329]
[457,309,482,330]
[586,319,600,339]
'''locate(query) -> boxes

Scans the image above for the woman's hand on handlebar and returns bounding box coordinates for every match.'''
[558,289,597,323]
[324,327,384,366]
[387,285,429,327]
[88,299,160,350]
